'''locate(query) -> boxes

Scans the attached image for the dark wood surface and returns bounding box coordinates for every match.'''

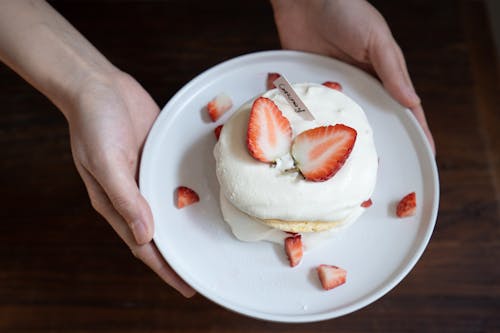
[1,0,499,331]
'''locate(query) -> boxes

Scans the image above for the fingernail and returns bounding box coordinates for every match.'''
[405,86,420,107]
[131,219,149,244]
[180,287,197,298]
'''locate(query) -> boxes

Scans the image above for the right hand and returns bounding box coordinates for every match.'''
[272,0,435,153]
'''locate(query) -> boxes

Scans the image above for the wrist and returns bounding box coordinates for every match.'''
[270,0,325,15]
[0,1,121,119]
[59,67,133,128]
[55,61,121,119]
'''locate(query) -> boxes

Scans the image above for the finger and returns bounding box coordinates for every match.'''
[370,36,420,108]
[88,152,153,245]
[132,242,196,298]
[328,47,377,77]
[370,36,436,154]
[76,162,196,297]
[409,104,436,154]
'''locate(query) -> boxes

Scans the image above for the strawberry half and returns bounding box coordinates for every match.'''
[291,124,357,181]
[323,81,343,91]
[247,97,292,163]
[361,198,373,208]
[207,93,232,122]
[284,234,303,267]
[396,192,416,218]
[176,186,199,209]
[214,124,223,141]
[317,265,347,290]
[266,72,281,90]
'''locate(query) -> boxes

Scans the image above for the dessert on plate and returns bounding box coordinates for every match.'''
[213,82,378,249]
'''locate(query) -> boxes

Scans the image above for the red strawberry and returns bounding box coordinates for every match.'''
[266,72,281,90]
[214,124,223,140]
[247,97,292,162]
[207,93,232,122]
[396,192,416,217]
[291,124,357,181]
[322,81,343,91]
[361,198,373,208]
[176,186,199,209]
[284,234,303,267]
[317,265,347,290]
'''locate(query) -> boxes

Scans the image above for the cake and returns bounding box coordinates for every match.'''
[214,83,378,248]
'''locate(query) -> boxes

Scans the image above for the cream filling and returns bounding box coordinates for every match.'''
[220,192,365,249]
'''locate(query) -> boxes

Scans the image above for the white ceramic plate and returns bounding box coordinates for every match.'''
[139,50,439,322]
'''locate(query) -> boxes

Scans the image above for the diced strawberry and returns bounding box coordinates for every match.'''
[176,186,199,209]
[322,81,343,91]
[214,124,223,140]
[266,72,281,90]
[284,235,303,267]
[207,93,232,122]
[317,265,347,290]
[396,192,416,217]
[291,124,357,181]
[361,198,373,208]
[247,97,292,163]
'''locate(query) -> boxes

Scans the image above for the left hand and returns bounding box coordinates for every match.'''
[0,0,195,297]
[67,71,195,297]
[271,0,435,153]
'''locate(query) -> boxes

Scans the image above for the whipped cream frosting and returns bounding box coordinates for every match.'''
[214,83,378,225]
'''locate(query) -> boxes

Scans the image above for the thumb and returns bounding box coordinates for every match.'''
[370,35,436,154]
[93,154,154,245]
[370,35,420,108]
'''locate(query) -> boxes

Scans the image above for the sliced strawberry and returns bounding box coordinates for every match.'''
[396,192,416,218]
[214,124,223,141]
[317,265,347,290]
[322,81,343,91]
[285,234,303,267]
[361,198,373,208]
[247,97,292,162]
[266,72,281,90]
[207,93,232,122]
[176,186,199,209]
[291,124,357,181]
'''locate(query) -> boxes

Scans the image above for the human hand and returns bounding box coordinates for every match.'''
[271,0,435,153]
[66,71,195,297]
[0,0,194,296]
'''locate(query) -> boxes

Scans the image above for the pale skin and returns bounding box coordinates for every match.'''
[0,0,435,297]
[271,0,435,152]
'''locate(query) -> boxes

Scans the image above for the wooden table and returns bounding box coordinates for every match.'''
[1,1,498,331]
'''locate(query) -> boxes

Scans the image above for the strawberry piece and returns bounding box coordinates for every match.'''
[291,124,357,181]
[317,265,347,290]
[322,81,343,91]
[247,97,292,162]
[214,124,223,140]
[207,93,232,122]
[396,192,416,217]
[266,72,281,90]
[284,234,303,267]
[361,198,373,208]
[176,186,199,209]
